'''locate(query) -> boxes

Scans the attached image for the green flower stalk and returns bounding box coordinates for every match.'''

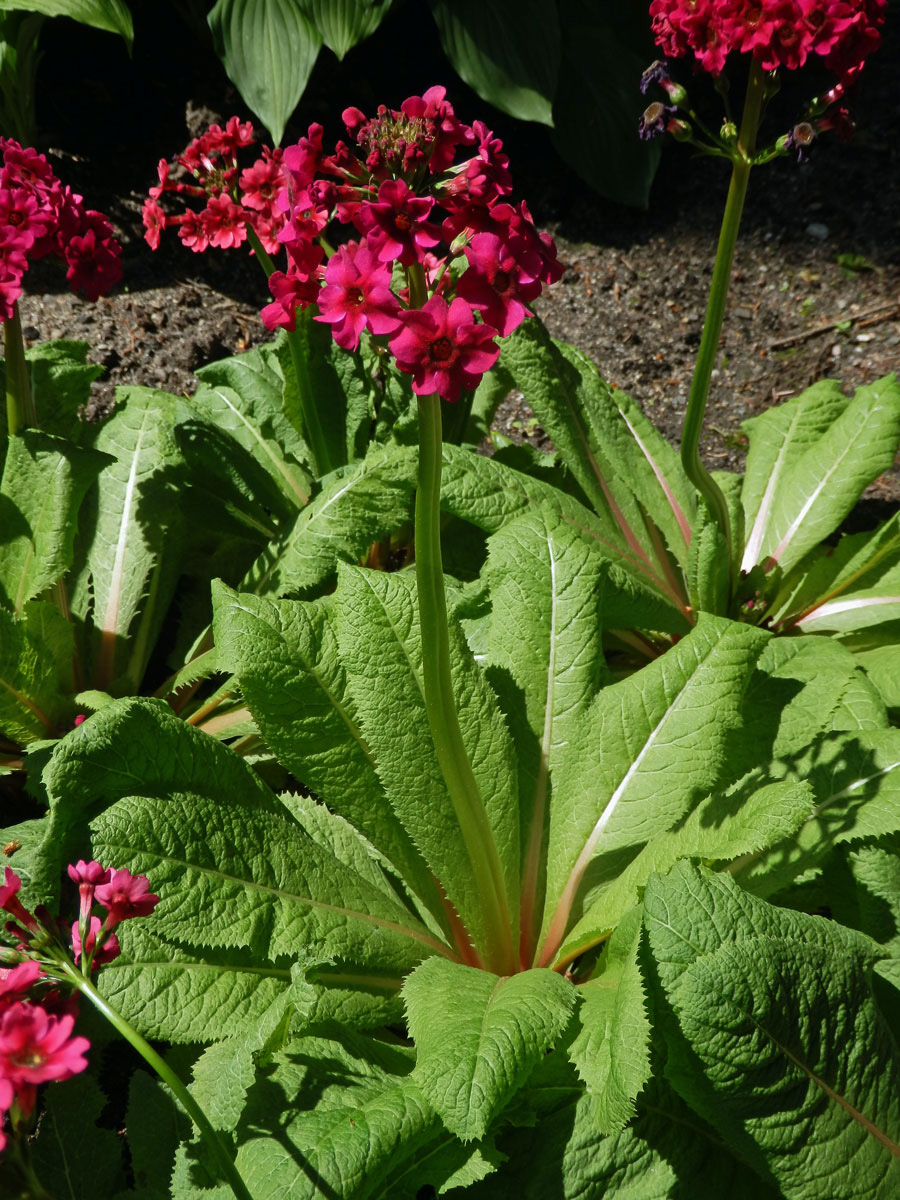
[679,59,767,570]
[4,302,34,436]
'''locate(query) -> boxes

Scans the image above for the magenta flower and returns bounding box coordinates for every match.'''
[355,179,440,266]
[0,961,43,1010]
[261,268,322,332]
[0,1001,89,1088]
[64,211,123,302]
[389,295,500,402]
[316,240,403,351]
[71,916,120,966]
[94,868,160,927]
[201,194,247,250]
[0,869,40,937]
[458,231,542,337]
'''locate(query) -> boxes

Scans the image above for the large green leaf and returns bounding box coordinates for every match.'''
[296,0,394,60]
[538,615,768,964]
[404,956,575,1140]
[644,863,900,1199]
[569,906,651,1135]
[740,379,851,572]
[31,1073,125,1197]
[429,0,560,126]
[0,601,72,743]
[207,0,321,145]
[0,430,109,612]
[746,374,900,574]
[484,504,608,954]
[0,0,132,47]
[241,443,417,598]
[70,386,183,692]
[550,0,662,208]
[336,565,520,966]
[211,584,439,915]
[191,338,313,513]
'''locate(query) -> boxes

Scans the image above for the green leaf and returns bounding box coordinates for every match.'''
[71,387,183,692]
[242,443,417,598]
[496,321,693,607]
[127,1068,189,1198]
[440,444,689,634]
[0,601,71,743]
[484,504,608,952]
[207,0,321,145]
[686,491,731,614]
[0,430,109,612]
[558,779,814,965]
[336,565,519,962]
[429,0,560,126]
[741,379,851,571]
[550,0,662,208]
[212,584,440,915]
[569,906,651,1134]
[98,922,293,1044]
[25,339,104,442]
[296,0,394,60]
[0,0,133,47]
[746,375,900,573]
[644,863,900,1199]
[404,956,576,1140]
[31,1072,125,1197]
[539,615,769,963]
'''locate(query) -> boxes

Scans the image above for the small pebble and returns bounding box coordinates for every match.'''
[805,222,830,240]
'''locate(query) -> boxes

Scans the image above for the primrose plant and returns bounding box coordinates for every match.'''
[7,71,900,1198]
[433,0,900,706]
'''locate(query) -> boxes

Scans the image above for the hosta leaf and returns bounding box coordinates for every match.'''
[242,443,417,598]
[336,565,519,964]
[296,0,395,61]
[644,863,900,1199]
[211,584,438,913]
[1,0,133,46]
[569,906,651,1135]
[741,379,851,572]
[558,779,814,966]
[0,430,109,611]
[484,504,608,952]
[539,615,768,963]
[550,0,662,209]
[207,0,321,145]
[440,444,689,633]
[429,0,559,125]
[749,374,900,573]
[404,956,576,1140]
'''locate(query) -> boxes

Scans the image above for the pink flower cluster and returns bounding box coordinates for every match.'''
[0,139,123,322]
[0,862,159,1154]
[142,116,287,256]
[261,86,562,401]
[649,0,886,76]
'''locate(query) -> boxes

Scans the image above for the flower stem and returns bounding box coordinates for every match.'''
[5,302,35,436]
[66,967,254,1200]
[245,223,335,478]
[415,391,516,975]
[680,59,767,580]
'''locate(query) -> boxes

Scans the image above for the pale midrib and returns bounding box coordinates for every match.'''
[617,407,692,549]
[211,386,308,507]
[769,406,888,566]
[122,846,450,955]
[98,423,147,647]
[742,410,805,571]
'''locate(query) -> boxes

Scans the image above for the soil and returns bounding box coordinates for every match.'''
[20,2,900,522]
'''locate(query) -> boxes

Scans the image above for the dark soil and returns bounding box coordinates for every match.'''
[21,2,900,517]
